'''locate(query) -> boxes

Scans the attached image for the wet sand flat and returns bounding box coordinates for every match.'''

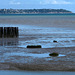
[0,47,75,71]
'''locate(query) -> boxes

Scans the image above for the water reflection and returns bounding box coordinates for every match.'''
[0,38,18,46]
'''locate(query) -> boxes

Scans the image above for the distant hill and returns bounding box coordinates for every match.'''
[0,9,72,14]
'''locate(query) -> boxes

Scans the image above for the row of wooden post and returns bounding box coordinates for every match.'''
[0,27,19,38]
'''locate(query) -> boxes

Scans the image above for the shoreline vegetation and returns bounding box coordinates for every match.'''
[0,9,72,14]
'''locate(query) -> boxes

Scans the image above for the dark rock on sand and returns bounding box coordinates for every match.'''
[49,53,59,57]
[27,45,42,48]
[53,40,57,43]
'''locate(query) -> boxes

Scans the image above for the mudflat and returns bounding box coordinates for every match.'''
[0,47,75,71]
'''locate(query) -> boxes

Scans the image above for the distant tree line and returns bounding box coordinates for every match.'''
[0,9,72,14]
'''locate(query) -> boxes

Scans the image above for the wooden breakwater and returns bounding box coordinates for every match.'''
[0,27,19,38]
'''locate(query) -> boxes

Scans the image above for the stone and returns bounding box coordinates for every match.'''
[49,53,59,57]
[53,40,57,43]
[27,45,42,48]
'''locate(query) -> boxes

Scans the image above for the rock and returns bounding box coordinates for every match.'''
[49,53,59,57]
[27,45,42,48]
[53,40,57,43]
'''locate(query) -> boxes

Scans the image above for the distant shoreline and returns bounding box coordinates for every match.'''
[0,13,75,16]
[0,9,72,14]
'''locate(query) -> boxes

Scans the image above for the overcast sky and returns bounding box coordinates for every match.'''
[0,0,75,12]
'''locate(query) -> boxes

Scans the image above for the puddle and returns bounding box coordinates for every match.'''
[59,54,66,57]
[4,52,66,58]
[17,37,75,48]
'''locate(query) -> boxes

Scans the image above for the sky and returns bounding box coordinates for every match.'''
[0,0,75,13]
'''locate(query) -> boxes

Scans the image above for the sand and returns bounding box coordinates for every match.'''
[0,47,75,71]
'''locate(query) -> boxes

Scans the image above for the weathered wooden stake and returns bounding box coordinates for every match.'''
[4,27,7,38]
[0,27,3,38]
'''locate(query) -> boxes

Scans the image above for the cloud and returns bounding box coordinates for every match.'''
[9,0,21,5]
[40,0,72,5]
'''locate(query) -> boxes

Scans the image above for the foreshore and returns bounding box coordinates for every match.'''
[0,14,75,71]
[0,47,75,71]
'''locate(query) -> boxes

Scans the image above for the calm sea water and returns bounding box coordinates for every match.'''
[0,14,75,48]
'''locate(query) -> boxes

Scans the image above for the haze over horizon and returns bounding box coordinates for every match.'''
[0,0,75,13]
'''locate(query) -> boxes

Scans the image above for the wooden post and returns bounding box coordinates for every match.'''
[4,27,7,38]
[10,27,13,38]
[0,27,3,38]
[7,27,8,38]
[13,27,16,37]
[14,27,16,37]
